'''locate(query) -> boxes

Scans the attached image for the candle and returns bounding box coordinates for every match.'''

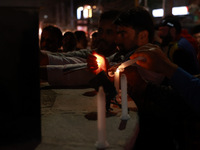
[120,74,130,120]
[95,86,109,149]
[118,56,145,72]
[114,68,120,101]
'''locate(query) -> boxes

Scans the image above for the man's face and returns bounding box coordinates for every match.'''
[115,26,138,53]
[40,30,60,52]
[96,20,118,57]
[158,26,173,46]
[158,26,170,38]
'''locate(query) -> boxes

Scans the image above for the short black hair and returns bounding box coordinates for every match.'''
[42,25,63,43]
[114,6,155,43]
[99,10,121,23]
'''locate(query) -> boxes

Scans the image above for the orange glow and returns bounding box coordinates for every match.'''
[116,68,120,73]
[93,53,106,74]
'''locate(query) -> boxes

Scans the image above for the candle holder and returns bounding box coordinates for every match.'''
[89,71,120,111]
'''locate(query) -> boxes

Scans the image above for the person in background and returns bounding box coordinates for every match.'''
[40,25,63,52]
[40,10,121,66]
[40,10,121,86]
[192,24,200,64]
[62,31,77,52]
[95,10,120,57]
[74,30,88,50]
[192,24,200,47]
[90,31,98,50]
[158,15,200,75]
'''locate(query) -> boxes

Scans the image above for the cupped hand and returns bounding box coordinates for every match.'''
[129,43,178,78]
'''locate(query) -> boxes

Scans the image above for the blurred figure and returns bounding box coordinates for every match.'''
[158,15,200,75]
[74,30,88,50]
[40,9,121,87]
[40,10,120,66]
[192,24,200,46]
[90,31,98,50]
[192,24,200,64]
[95,10,120,57]
[62,31,77,52]
[40,25,63,52]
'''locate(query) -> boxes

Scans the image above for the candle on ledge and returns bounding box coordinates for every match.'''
[120,74,130,120]
[95,86,109,149]
[114,68,120,101]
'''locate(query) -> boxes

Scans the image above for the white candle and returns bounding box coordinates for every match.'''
[118,56,145,72]
[114,68,120,101]
[95,86,109,149]
[120,74,130,120]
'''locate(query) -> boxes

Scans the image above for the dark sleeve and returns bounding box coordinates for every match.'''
[128,82,191,118]
[171,67,200,114]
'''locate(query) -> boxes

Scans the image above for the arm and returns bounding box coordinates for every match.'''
[41,64,95,87]
[130,43,200,114]
[130,43,178,79]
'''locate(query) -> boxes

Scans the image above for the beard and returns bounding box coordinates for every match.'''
[160,33,173,47]
[96,39,117,57]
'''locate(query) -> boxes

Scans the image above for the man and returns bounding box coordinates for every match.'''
[126,44,200,150]
[88,7,194,150]
[158,15,200,75]
[88,6,163,84]
[192,24,200,47]
[40,10,120,87]
[40,25,63,52]
[192,24,200,64]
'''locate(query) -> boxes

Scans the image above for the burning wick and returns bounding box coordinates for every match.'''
[114,68,120,101]
[93,53,106,74]
[108,56,145,77]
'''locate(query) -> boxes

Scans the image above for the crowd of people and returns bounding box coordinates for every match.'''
[40,6,200,150]
[40,26,90,53]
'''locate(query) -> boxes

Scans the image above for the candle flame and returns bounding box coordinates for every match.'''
[94,53,104,69]
[96,59,101,68]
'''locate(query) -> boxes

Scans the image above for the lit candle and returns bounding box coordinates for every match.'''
[95,86,109,149]
[120,74,130,120]
[114,68,120,101]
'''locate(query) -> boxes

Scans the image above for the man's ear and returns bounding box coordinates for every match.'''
[138,30,149,46]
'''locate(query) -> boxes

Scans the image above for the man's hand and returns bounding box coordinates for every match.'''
[87,51,109,74]
[130,43,178,79]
